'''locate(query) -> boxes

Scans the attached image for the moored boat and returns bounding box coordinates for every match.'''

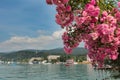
[65,59,74,66]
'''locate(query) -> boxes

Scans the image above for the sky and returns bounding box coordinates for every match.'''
[0,0,84,52]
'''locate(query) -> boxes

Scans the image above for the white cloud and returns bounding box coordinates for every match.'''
[0,29,84,52]
[52,29,65,39]
[0,29,65,52]
[37,30,46,34]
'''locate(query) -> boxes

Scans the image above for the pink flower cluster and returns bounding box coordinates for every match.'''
[46,0,120,67]
[46,0,69,5]
[85,2,100,17]
[62,30,82,54]
[47,0,74,27]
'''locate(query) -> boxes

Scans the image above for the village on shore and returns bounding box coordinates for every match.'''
[0,55,91,65]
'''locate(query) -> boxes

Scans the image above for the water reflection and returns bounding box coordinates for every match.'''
[0,64,119,80]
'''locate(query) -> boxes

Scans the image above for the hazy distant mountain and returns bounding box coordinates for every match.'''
[0,47,88,61]
[42,47,88,55]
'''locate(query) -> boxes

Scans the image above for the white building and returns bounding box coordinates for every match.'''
[87,55,91,62]
[29,57,43,64]
[47,55,60,61]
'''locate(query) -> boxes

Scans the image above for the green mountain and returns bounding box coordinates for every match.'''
[43,47,88,55]
[0,47,88,61]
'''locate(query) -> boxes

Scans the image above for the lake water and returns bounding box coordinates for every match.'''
[0,64,119,80]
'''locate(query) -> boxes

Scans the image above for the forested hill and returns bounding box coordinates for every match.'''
[0,47,88,61]
[43,47,88,55]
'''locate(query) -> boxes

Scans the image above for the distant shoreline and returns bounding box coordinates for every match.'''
[78,61,91,64]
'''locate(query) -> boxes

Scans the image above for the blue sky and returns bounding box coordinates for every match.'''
[0,0,84,52]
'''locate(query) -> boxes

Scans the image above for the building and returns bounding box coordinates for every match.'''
[87,55,91,62]
[47,55,60,61]
[29,57,43,64]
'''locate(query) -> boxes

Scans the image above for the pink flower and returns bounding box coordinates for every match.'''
[89,23,95,29]
[66,5,71,12]
[116,28,120,36]
[85,4,95,12]
[101,35,113,43]
[91,17,98,23]
[110,53,118,60]
[107,15,116,24]
[113,38,120,46]
[118,2,120,7]
[92,7,100,17]
[82,11,88,17]
[97,24,109,35]
[75,16,86,25]
[90,0,96,5]
[53,0,69,5]
[85,4,100,17]
[97,23,116,37]
[89,32,99,40]
[62,0,69,4]
[64,46,72,54]
[102,11,108,17]
[55,14,62,25]
[115,11,120,22]
[64,42,69,47]
[46,0,53,5]
[71,43,79,48]
[62,32,69,41]
[56,5,67,14]
[52,0,61,5]
[55,13,74,27]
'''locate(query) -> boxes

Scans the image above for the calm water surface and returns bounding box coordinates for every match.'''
[0,64,119,80]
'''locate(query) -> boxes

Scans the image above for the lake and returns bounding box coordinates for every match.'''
[0,64,119,80]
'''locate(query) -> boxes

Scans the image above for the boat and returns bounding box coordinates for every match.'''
[65,59,74,66]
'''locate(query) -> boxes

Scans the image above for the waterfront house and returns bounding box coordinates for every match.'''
[47,55,60,62]
[29,57,43,64]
